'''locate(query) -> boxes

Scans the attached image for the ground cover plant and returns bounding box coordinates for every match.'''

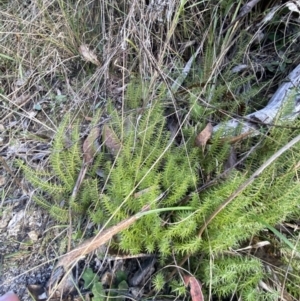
[1,0,300,300]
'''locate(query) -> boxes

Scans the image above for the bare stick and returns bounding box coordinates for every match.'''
[56,205,150,269]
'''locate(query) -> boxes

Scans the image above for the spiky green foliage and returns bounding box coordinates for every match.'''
[98,113,200,254]
[203,256,266,299]
[17,79,300,300]
[15,115,97,222]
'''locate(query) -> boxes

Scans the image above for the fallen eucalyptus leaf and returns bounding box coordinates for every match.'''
[183,275,204,301]
[195,123,213,149]
[103,124,122,156]
[83,127,100,163]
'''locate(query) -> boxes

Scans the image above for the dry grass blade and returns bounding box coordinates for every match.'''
[56,206,150,270]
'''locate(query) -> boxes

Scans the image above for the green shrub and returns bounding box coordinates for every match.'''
[17,79,300,300]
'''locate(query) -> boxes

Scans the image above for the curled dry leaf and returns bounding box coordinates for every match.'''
[103,124,122,156]
[79,44,101,66]
[195,122,213,148]
[83,127,100,163]
[183,275,204,301]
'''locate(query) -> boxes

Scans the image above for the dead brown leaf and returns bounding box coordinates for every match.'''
[195,122,213,149]
[12,93,31,106]
[79,44,101,66]
[183,275,204,301]
[82,127,100,163]
[103,124,122,156]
